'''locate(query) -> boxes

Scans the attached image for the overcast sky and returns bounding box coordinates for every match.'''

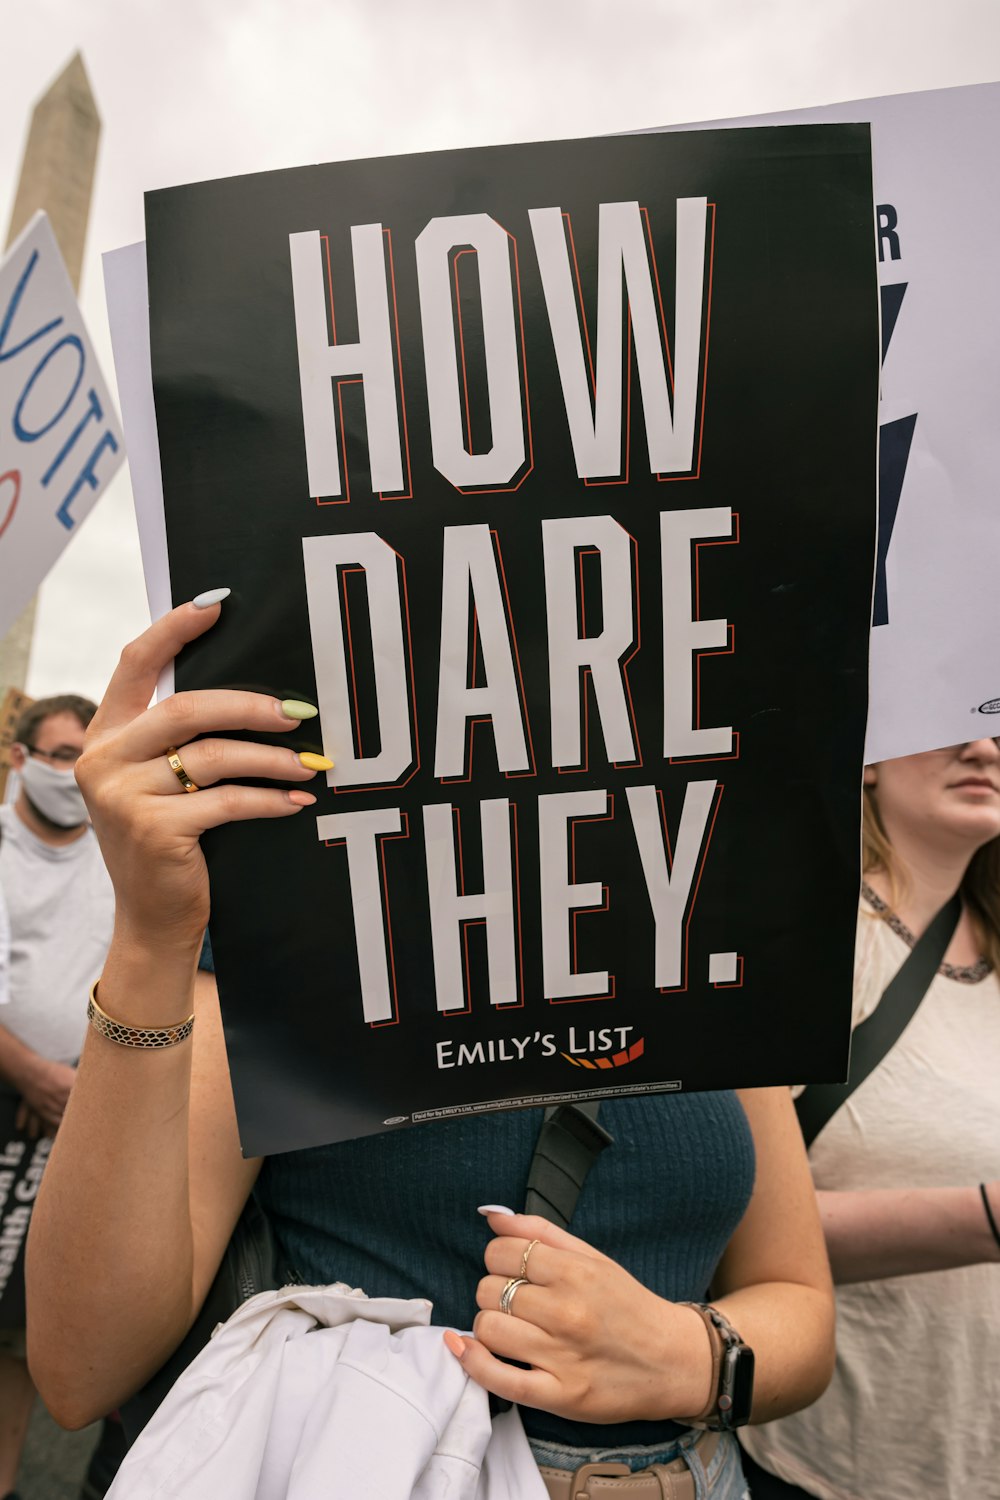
[4,0,1000,702]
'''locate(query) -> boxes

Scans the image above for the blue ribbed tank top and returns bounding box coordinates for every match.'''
[255,1091,754,1450]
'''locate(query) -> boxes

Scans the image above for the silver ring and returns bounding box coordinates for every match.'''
[499,1276,529,1315]
[519,1238,540,1281]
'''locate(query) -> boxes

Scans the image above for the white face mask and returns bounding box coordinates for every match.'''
[18,752,89,829]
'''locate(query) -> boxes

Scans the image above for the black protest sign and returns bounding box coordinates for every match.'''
[0,1092,51,1326]
[145,127,878,1155]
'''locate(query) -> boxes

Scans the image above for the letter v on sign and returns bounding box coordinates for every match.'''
[874,282,915,628]
[0,249,63,364]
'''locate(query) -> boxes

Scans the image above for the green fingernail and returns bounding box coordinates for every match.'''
[281,699,318,720]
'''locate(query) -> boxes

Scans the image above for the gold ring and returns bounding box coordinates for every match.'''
[499,1276,529,1316]
[519,1238,540,1281]
[166,747,199,793]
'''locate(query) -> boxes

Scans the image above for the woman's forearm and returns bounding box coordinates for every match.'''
[817,1185,1000,1284]
[712,1282,834,1423]
[27,601,310,1427]
[27,935,203,1426]
[692,1089,837,1424]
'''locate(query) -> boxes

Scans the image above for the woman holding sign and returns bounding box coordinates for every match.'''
[740,739,1000,1500]
[25,598,835,1499]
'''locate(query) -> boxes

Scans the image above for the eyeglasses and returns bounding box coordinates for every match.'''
[23,743,83,766]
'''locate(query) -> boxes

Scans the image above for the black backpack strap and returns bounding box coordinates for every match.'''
[795,893,961,1149]
[523,1101,613,1228]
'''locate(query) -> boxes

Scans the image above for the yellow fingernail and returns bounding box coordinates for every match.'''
[298,752,334,772]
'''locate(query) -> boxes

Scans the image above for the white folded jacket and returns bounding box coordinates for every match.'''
[106,1282,546,1499]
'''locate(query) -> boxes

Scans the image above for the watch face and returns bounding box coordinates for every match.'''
[721,1344,755,1427]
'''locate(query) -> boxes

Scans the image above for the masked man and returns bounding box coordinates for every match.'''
[0,694,114,1500]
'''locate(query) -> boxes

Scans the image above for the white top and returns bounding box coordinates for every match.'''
[741,899,1000,1500]
[107,1282,544,1500]
[0,805,114,1064]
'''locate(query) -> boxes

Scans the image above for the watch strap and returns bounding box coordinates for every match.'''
[675,1302,724,1425]
[676,1302,752,1430]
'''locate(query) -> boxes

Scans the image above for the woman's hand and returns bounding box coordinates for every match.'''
[15,1101,55,1139]
[443,1209,712,1424]
[16,1058,76,1132]
[76,597,323,955]
[449,1091,839,1429]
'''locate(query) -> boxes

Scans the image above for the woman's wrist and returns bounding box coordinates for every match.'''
[112,908,206,965]
[95,928,202,1030]
[646,1300,716,1422]
[980,1183,1000,1262]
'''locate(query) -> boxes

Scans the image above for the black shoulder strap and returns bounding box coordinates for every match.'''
[523,1101,613,1228]
[795,893,961,1150]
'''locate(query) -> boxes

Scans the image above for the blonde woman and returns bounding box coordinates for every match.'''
[741,738,1000,1500]
[23,600,838,1499]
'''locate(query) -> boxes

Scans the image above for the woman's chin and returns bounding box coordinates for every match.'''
[943,797,1000,848]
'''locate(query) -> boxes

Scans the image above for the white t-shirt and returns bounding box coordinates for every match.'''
[741,898,1000,1500]
[0,804,114,1065]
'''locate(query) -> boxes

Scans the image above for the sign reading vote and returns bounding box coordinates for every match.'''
[145,127,879,1154]
[0,212,124,636]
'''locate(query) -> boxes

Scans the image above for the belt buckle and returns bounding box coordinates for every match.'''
[571,1460,631,1497]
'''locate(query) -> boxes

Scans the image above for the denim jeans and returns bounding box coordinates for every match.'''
[528,1428,751,1499]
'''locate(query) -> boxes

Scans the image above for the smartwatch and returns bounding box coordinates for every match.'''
[679,1302,755,1430]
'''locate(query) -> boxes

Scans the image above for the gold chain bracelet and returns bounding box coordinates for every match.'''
[87,981,195,1049]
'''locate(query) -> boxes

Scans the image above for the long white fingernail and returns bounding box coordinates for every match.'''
[193,587,232,609]
[477,1204,515,1217]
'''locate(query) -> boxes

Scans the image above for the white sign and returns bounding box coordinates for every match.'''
[654,81,1000,762]
[0,212,124,637]
[103,241,173,700]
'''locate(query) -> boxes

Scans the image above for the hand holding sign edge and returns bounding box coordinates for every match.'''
[76,598,321,960]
